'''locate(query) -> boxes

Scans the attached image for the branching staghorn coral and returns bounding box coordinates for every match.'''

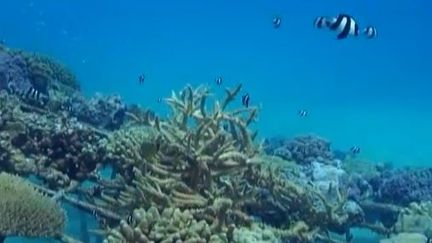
[155,84,261,193]
[100,84,262,210]
[95,84,369,242]
[0,172,66,242]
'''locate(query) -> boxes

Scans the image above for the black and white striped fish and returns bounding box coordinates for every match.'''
[241,93,250,108]
[363,26,377,39]
[350,146,361,154]
[273,16,282,29]
[298,109,308,117]
[138,74,145,84]
[215,76,223,85]
[316,14,360,40]
[61,98,74,112]
[8,82,48,105]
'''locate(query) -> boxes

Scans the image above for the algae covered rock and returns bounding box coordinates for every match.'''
[0,172,66,240]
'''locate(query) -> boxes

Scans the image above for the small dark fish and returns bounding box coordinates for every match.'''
[215,76,223,85]
[91,185,102,196]
[222,123,229,131]
[126,214,134,224]
[350,146,361,154]
[273,16,282,29]
[363,26,377,39]
[61,104,73,112]
[138,74,145,84]
[241,93,250,108]
[315,14,360,40]
[298,109,308,117]
[61,98,74,112]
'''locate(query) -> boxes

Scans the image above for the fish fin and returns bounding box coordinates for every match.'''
[326,17,337,27]
[336,32,347,40]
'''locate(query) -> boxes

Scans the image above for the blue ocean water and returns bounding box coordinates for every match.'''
[1,0,431,167]
[0,1,431,242]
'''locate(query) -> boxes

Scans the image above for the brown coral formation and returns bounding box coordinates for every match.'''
[0,90,107,188]
[0,172,66,242]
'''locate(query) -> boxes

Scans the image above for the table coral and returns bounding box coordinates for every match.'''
[0,172,66,242]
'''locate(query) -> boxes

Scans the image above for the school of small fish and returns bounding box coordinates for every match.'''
[128,12,374,154]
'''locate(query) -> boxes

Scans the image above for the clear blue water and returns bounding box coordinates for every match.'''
[1,0,431,242]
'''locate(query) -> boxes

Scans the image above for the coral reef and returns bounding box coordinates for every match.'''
[99,84,261,210]
[346,173,373,202]
[311,161,349,203]
[66,93,127,130]
[103,125,161,180]
[233,224,279,243]
[394,201,432,235]
[0,45,125,129]
[3,45,432,243]
[380,233,428,243]
[104,198,240,243]
[0,91,107,188]
[0,45,81,109]
[10,48,80,92]
[370,168,432,205]
[0,172,66,242]
[0,47,48,106]
[263,134,334,165]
